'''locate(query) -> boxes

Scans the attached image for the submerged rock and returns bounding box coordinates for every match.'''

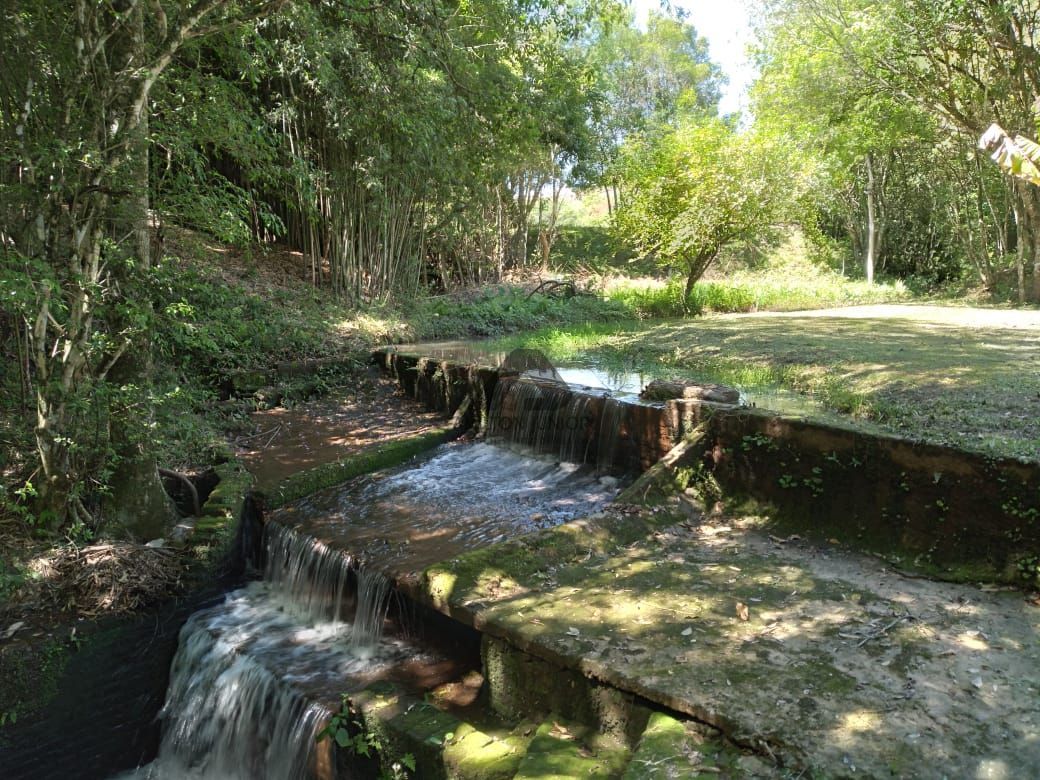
[639,379,740,405]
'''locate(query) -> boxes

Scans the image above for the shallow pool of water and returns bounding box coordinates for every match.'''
[389,340,862,423]
[273,441,621,575]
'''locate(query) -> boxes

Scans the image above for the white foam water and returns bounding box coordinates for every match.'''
[114,580,421,780]
[121,435,623,779]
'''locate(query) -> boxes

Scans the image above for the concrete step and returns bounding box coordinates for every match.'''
[348,681,530,780]
[513,715,631,780]
[623,712,755,779]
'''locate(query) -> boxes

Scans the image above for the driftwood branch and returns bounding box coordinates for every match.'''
[527,279,577,299]
[158,467,200,516]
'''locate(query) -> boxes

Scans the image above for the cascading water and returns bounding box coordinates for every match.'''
[124,369,634,779]
[273,440,621,578]
[487,376,615,468]
[263,522,354,623]
[121,590,337,780]
[116,527,430,780]
[595,397,628,473]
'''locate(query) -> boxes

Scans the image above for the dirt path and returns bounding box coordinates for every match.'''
[234,370,445,492]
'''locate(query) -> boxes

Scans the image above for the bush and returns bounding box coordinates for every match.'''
[407,286,630,340]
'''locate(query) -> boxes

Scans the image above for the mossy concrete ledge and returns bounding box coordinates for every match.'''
[373,349,498,435]
[185,459,255,561]
[513,716,630,780]
[670,407,1040,582]
[402,502,1040,778]
[345,681,529,780]
[261,426,458,510]
[482,636,651,747]
[623,712,749,779]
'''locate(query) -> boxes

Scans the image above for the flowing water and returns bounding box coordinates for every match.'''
[273,440,621,576]
[116,528,462,780]
[122,374,627,779]
[390,339,860,420]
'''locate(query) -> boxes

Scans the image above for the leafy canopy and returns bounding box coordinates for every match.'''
[614,118,786,293]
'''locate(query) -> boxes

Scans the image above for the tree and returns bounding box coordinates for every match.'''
[574,9,724,210]
[613,118,785,302]
[1,1,284,532]
[754,0,1040,298]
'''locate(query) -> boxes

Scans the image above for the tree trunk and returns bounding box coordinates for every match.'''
[103,10,178,539]
[864,153,877,285]
[1017,183,1040,301]
[684,264,698,303]
[1013,187,1027,305]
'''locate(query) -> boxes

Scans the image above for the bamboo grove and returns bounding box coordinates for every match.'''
[148,0,610,301]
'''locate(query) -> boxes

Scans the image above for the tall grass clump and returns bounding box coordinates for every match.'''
[603,272,909,318]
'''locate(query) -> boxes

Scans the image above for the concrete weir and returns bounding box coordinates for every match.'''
[374,346,1040,580]
[93,349,1040,780]
[359,345,1040,778]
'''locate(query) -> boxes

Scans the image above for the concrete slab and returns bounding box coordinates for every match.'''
[410,505,1040,778]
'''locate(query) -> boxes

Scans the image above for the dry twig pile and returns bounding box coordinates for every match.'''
[49,543,184,615]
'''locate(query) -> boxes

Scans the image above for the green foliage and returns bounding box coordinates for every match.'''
[1017,554,1040,588]
[603,272,908,319]
[409,286,629,340]
[613,118,788,294]
[575,8,723,188]
[149,259,345,378]
[545,225,644,275]
[318,695,416,780]
[751,0,1040,298]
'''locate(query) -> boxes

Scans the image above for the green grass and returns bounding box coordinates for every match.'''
[486,306,1040,460]
[404,286,629,340]
[603,273,911,319]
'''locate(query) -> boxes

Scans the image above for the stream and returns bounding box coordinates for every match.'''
[117,371,629,779]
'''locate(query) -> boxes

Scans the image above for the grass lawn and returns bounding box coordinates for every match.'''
[490,304,1040,461]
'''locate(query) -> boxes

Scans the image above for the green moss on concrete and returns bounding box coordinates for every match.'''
[482,636,650,746]
[226,368,273,395]
[443,722,529,780]
[266,427,456,509]
[615,426,711,507]
[423,508,687,612]
[351,681,528,780]
[187,458,254,567]
[624,713,743,779]
[514,716,631,780]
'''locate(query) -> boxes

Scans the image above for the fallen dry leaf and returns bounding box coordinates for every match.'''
[549,722,575,740]
[736,602,750,621]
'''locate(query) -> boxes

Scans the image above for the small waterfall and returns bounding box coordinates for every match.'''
[140,614,333,780]
[488,377,568,454]
[596,397,628,473]
[264,523,393,647]
[350,565,393,649]
[264,522,353,623]
[127,367,633,779]
[121,524,409,779]
[559,394,594,464]
[488,376,620,469]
